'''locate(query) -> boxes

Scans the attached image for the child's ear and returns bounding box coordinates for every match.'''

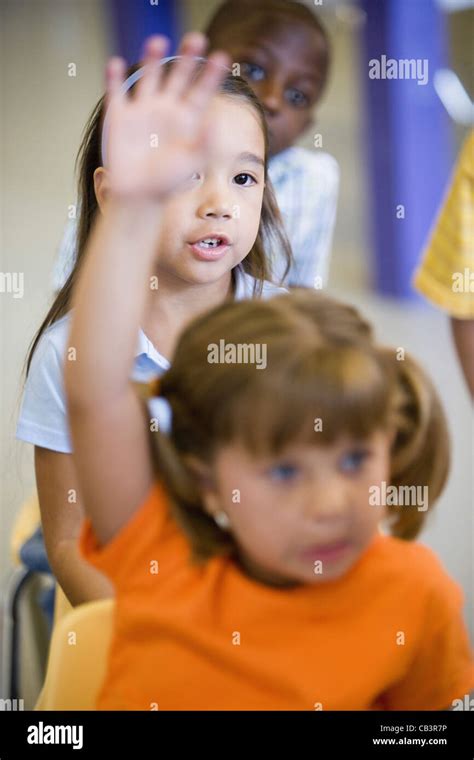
[183,454,213,486]
[93,167,110,214]
[183,455,221,518]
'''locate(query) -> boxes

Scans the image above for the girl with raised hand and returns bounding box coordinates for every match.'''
[17,33,290,610]
[67,39,473,709]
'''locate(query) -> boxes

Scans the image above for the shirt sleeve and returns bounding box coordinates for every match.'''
[382,559,474,710]
[16,328,72,453]
[413,132,474,319]
[78,481,166,593]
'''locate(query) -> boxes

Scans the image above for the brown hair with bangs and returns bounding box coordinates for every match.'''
[24,59,291,377]
[140,289,449,561]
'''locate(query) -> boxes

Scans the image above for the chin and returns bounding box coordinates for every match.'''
[268,135,290,157]
[302,554,357,585]
[180,262,233,285]
[188,254,244,282]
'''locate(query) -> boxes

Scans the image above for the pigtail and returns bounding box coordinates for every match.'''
[384,350,450,539]
[133,379,197,505]
[133,380,234,562]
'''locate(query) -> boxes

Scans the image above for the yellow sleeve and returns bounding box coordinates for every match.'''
[413,131,474,318]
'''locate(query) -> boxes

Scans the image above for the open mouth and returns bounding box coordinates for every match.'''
[192,235,230,249]
[189,235,231,260]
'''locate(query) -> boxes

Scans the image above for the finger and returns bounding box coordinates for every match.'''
[175,30,208,58]
[165,32,208,98]
[105,57,126,110]
[137,35,169,99]
[184,51,230,112]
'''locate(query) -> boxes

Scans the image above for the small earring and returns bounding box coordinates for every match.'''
[214,511,231,531]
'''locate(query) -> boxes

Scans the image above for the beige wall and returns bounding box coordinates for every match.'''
[1,0,110,579]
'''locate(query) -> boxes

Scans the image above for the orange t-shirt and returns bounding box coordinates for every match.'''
[79,482,474,710]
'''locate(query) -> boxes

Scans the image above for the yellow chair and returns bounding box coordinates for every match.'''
[35,599,115,710]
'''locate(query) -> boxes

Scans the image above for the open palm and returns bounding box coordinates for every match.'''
[104,34,229,201]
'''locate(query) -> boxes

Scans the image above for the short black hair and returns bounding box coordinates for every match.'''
[205,0,331,95]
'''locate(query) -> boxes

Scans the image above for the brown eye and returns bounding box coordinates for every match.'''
[234,173,256,186]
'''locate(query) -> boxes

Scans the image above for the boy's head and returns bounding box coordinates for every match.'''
[206,0,331,156]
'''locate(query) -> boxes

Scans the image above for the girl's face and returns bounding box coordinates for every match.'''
[199,431,391,586]
[154,95,266,286]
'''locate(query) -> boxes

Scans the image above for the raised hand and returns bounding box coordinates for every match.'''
[104,33,229,202]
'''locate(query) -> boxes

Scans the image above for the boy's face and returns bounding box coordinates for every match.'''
[199,431,391,587]
[219,23,326,155]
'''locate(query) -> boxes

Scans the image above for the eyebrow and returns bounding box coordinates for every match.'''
[237,151,265,168]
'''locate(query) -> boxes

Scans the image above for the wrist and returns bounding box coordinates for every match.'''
[105,196,163,236]
[107,194,162,215]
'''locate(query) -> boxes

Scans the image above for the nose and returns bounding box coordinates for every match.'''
[304,474,350,524]
[259,79,283,117]
[197,180,233,221]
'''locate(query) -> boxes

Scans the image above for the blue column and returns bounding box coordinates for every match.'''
[359,0,453,298]
[107,0,182,64]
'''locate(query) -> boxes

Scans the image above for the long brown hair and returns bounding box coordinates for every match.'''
[142,289,450,561]
[25,61,292,376]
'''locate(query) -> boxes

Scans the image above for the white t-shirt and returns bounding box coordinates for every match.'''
[16,266,286,454]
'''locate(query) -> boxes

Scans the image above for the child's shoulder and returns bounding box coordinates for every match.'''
[33,313,72,363]
[374,535,461,601]
[376,534,448,574]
